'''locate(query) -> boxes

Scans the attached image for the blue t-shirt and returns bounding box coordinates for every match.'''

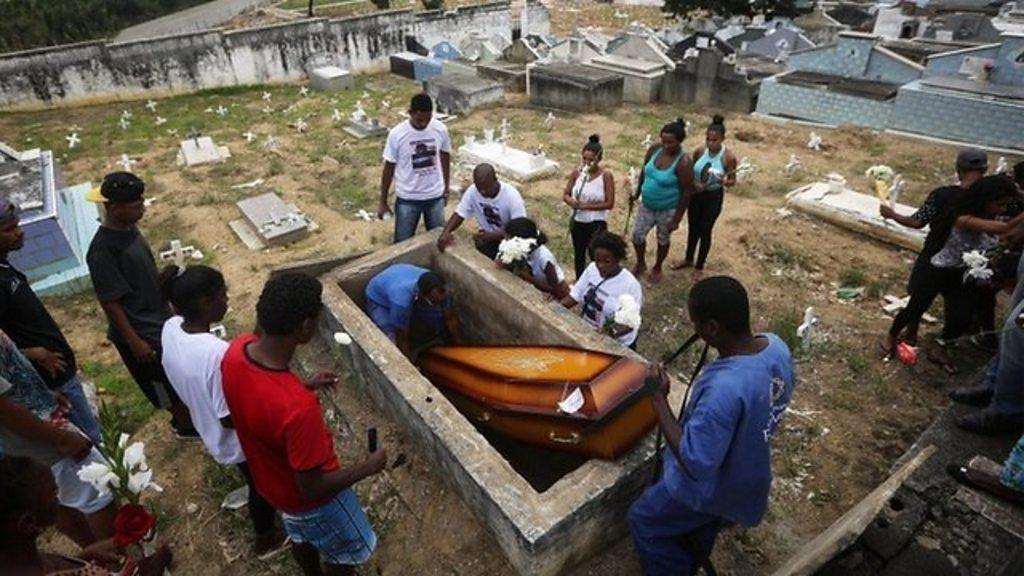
[661,333,794,527]
[364,264,428,334]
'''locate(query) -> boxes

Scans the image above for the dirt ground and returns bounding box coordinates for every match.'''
[5,39,1021,576]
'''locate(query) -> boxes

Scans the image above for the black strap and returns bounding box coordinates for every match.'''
[650,336,710,484]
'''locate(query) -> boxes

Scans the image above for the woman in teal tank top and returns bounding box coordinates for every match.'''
[672,114,738,281]
[630,119,696,284]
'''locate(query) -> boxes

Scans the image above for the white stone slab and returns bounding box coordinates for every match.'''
[310,66,354,92]
[177,137,230,167]
[786,182,926,252]
[457,141,559,182]
[236,192,313,246]
[344,119,387,139]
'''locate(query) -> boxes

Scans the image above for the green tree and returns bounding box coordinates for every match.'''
[661,0,797,20]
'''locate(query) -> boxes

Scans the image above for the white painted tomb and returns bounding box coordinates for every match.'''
[456,126,558,182]
[786,181,926,252]
[309,66,354,92]
[177,136,231,167]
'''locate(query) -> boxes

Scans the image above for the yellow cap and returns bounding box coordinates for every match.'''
[85,184,106,203]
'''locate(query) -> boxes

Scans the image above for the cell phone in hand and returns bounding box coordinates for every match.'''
[368,428,378,452]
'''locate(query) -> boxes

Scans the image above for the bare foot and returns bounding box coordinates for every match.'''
[649,269,663,284]
[632,263,647,278]
[669,259,693,271]
[692,269,704,283]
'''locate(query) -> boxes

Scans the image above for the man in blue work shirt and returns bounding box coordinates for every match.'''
[629,275,795,575]
[364,264,460,357]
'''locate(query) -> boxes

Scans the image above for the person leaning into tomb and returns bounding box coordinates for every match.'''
[629,276,794,576]
[498,217,570,300]
[378,93,452,243]
[437,163,527,260]
[364,264,461,357]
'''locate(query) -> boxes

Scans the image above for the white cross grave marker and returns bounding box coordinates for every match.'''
[66,133,80,149]
[145,100,157,112]
[118,154,137,172]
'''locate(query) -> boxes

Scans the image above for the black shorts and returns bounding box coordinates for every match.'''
[112,339,181,409]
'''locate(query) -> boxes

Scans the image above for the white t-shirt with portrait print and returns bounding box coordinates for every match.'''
[569,263,643,346]
[528,245,566,286]
[455,181,527,234]
[383,119,452,201]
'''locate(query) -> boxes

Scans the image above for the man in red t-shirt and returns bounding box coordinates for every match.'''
[221,273,386,575]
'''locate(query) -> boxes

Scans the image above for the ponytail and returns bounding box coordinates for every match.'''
[582,134,603,159]
[708,114,726,136]
[661,117,686,141]
[160,264,226,321]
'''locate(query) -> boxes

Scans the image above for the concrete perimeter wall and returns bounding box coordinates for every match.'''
[0,1,549,110]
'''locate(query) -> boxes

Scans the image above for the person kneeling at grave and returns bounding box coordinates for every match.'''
[364,264,461,357]
[628,276,795,576]
[496,217,570,300]
[437,163,527,259]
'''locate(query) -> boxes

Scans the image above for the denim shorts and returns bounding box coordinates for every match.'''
[282,489,377,566]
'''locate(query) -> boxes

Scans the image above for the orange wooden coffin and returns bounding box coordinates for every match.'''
[418,346,657,460]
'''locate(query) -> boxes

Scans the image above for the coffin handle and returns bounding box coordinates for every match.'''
[548,431,581,445]
[475,411,492,423]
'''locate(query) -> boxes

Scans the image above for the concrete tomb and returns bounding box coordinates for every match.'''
[427,73,505,114]
[457,122,558,182]
[231,192,315,249]
[0,143,98,295]
[389,52,423,80]
[786,181,926,252]
[529,63,624,112]
[586,33,675,103]
[316,233,683,576]
[477,61,528,92]
[309,66,354,92]
[177,136,230,167]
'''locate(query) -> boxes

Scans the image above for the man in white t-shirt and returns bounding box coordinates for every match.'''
[379,93,452,243]
[437,163,527,259]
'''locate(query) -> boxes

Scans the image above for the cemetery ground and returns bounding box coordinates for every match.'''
[2,74,1016,574]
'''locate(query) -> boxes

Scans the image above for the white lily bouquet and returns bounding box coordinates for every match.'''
[605,294,642,333]
[497,236,536,274]
[78,405,166,564]
[962,249,994,282]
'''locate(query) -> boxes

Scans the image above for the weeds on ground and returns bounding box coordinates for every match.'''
[80,360,155,435]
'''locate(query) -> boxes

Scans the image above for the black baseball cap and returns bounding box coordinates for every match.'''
[956,148,987,171]
[86,172,145,203]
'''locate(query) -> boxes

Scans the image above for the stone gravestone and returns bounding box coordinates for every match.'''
[177,136,230,167]
[309,66,354,92]
[529,64,623,112]
[427,74,505,115]
[457,126,559,182]
[344,103,387,140]
[230,192,315,249]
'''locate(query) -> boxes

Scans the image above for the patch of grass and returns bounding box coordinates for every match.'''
[266,157,286,177]
[203,459,246,501]
[81,360,156,435]
[838,267,867,287]
[769,308,802,354]
[847,352,868,376]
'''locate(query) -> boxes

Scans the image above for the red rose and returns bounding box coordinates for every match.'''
[113,504,156,547]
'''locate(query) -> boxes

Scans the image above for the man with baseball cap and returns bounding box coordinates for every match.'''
[86,172,196,438]
[0,196,104,447]
[880,148,988,363]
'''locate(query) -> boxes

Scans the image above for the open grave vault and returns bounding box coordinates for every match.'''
[313,232,684,576]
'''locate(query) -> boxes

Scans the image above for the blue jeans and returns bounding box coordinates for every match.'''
[61,375,102,446]
[990,298,1024,418]
[393,196,445,243]
[628,482,722,576]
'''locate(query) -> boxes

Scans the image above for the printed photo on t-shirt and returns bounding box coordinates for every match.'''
[581,283,606,325]
[411,139,438,171]
[481,203,503,229]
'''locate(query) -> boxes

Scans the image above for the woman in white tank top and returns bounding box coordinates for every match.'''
[563,134,616,279]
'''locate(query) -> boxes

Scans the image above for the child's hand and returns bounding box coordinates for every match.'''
[305,371,339,391]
